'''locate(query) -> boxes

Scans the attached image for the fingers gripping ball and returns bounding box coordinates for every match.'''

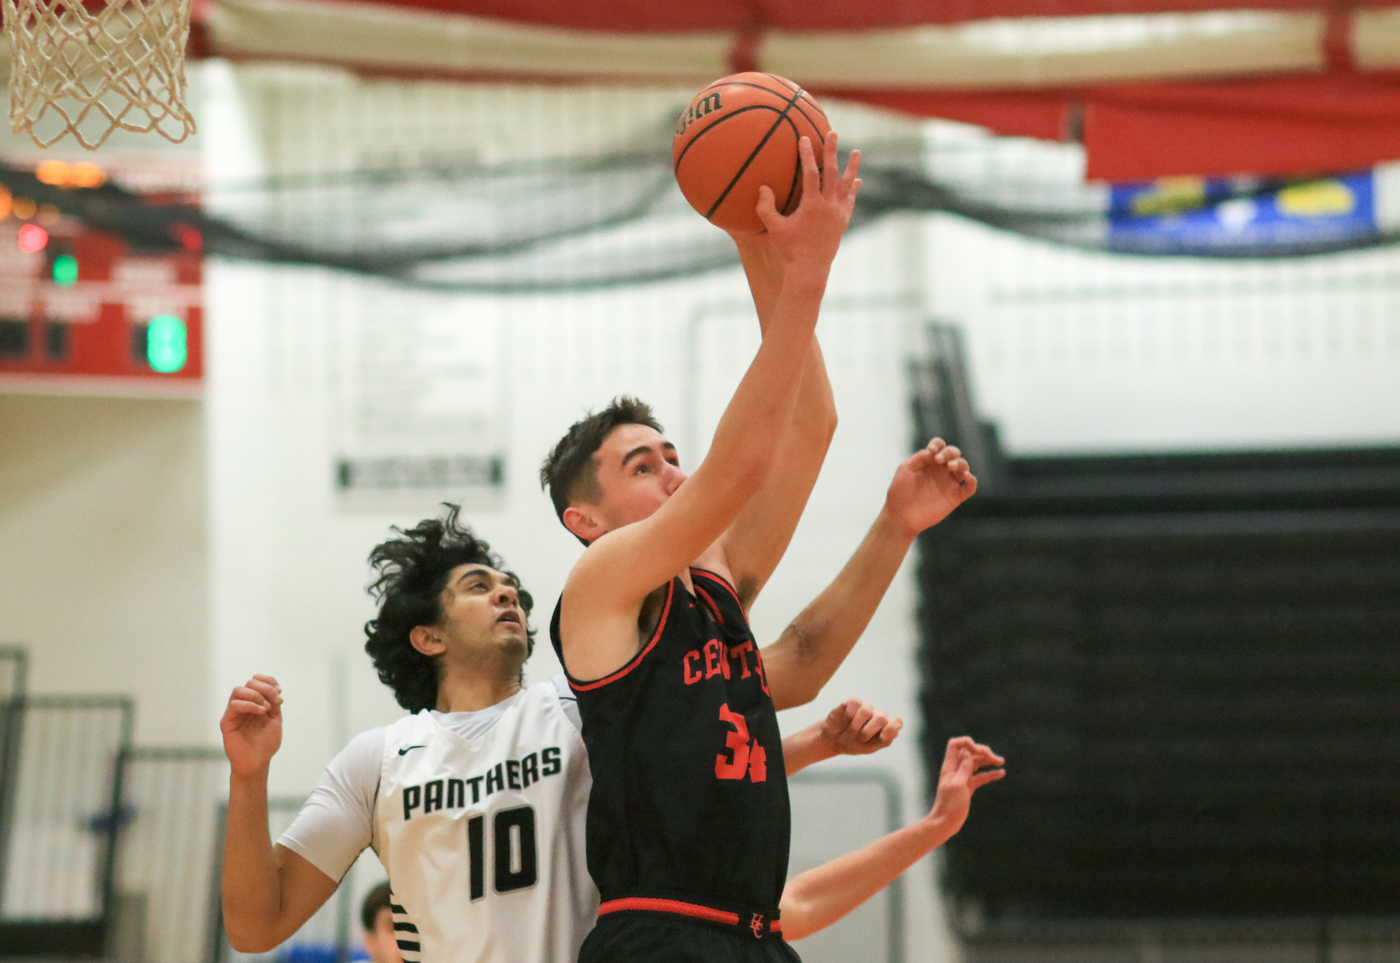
[673,73,831,235]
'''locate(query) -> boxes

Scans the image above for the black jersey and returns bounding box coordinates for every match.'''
[550,567,790,925]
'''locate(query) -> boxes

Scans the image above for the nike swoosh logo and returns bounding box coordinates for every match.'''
[398,745,428,755]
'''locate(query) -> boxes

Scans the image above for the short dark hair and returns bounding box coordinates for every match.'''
[539,396,664,526]
[364,504,535,713]
[361,881,392,931]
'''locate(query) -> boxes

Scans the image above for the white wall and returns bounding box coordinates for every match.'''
[0,394,208,745]
[922,125,1400,454]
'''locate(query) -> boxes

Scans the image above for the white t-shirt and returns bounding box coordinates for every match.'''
[278,675,581,881]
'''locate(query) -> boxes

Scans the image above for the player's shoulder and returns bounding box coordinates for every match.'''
[500,677,580,732]
[548,674,582,734]
[548,673,576,704]
[326,724,392,788]
[340,724,389,757]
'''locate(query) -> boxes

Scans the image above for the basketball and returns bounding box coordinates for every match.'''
[673,73,831,235]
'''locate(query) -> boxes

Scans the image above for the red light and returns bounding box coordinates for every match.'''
[170,223,202,251]
[17,224,48,253]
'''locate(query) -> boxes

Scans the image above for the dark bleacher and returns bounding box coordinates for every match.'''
[911,325,1400,934]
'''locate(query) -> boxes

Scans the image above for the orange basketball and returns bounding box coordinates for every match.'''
[673,73,831,236]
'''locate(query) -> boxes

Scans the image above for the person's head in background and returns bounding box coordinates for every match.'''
[361,881,402,963]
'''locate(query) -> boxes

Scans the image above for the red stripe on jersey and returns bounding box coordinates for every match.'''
[690,567,742,605]
[693,584,724,627]
[567,581,674,692]
[598,897,740,926]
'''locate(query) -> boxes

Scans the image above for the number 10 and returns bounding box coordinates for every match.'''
[466,805,538,899]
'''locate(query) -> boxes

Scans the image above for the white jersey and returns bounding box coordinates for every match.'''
[374,681,596,963]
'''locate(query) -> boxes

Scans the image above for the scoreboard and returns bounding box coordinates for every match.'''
[0,175,202,396]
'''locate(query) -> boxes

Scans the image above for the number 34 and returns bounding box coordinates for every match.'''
[715,703,767,783]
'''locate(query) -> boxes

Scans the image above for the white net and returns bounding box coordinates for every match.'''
[2,0,196,150]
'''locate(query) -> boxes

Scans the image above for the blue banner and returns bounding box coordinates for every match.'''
[1107,172,1375,253]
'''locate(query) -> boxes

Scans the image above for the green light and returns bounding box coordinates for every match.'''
[146,314,187,373]
[52,253,78,287]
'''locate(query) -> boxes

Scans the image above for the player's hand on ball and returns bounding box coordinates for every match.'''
[884,438,977,537]
[820,698,902,756]
[221,674,284,776]
[755,130,860,270]
[929,737,1004,838]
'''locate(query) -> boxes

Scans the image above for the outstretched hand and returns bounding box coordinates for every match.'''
[929,736,1004,838]
[751,130,861,272]
[220,674,283,777]
[820,698,903,756]
[885,438,977,537]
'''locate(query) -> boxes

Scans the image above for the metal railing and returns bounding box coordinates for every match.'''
[109,747,230,963]
[0,646,29,934]
[0,647,26,701]
[0,694,134,955]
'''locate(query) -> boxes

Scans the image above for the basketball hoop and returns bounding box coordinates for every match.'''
[3,0,197,150]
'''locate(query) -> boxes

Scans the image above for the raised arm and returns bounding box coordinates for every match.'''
[560,133,861,682]
[779,737,1005,941]
[221,676,339,952]
[718,137,857,608]
[762,438,976,710]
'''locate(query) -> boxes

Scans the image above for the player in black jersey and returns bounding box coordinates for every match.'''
[541,131,993,963]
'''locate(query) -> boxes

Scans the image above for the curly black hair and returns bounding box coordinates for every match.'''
[364,504,535,713]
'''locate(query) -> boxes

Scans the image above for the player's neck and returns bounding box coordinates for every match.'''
[435,666,524,713]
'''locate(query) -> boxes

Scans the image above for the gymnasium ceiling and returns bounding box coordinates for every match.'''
[195,0,1400,180]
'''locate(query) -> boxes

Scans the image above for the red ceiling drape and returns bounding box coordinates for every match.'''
[830,72,1400,180]
[326,0,1399,30]
[196,0,1400,180]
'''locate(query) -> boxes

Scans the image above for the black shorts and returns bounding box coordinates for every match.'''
[580,912,803,963]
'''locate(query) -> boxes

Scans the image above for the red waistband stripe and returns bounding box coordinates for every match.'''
[598,898,782,934]
[599,897,739,926]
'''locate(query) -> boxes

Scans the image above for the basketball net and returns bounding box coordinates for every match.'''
[3,0,197,150]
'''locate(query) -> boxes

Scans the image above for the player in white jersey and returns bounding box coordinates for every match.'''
[374,677,592,963]
[220,506,1002,963]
